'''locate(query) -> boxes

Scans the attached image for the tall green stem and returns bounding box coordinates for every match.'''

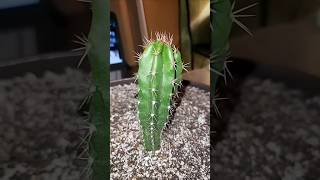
[87,0,109,179]
[137,34,183,151]
[211,0,233,96]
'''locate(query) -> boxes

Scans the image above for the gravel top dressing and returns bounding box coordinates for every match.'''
[110,83,210,179]
[0,68,319,179]
[0,69,89,180]
[214,78,320,180]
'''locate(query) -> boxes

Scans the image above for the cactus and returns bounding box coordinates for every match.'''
[136,33,184,151]
[86,0,109,179]
[210,0,233,117]
[76,0,109,179]
[211,0,256,116]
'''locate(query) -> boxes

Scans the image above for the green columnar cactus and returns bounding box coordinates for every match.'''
[211,0,233,101]
[211,0,256,116]
[85,0,109,179]
[137,33,183,151]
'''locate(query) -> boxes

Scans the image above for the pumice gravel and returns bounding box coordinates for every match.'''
[214,78,320,180]
[110,83,210,179]
[0,68,210,180]
[2,68,317,179]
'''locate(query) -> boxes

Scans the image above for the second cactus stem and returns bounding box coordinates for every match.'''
[86,0,109,179]
[211,0,233,96]
[137,33,183,151]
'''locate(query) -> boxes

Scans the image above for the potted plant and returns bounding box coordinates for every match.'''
[109,33,210,178]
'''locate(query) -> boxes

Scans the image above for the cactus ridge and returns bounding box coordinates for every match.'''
[137,32,183,151]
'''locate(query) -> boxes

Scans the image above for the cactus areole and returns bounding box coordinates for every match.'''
[137,33,183,151]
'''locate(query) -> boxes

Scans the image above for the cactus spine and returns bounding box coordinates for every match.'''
[137,33,183,151]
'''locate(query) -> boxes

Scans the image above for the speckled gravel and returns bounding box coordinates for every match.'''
[110,83,210,179]
[2,67,319,180]
[0,69,89,180]
[214,78,320,180]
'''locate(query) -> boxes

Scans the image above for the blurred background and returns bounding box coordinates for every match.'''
[230,0,320,86]
[213,1,320,179]
[0,0,212,82]
[1,0,319,85]
[0,0,91,77]
[110,0,210,83]
[0,0,320,179]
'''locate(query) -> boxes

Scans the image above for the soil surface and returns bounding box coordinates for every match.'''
[1,68,319,180]
[110,83,210,179]
[0,69,210,179]
[0,69,88,180]
[214,77,320,180]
